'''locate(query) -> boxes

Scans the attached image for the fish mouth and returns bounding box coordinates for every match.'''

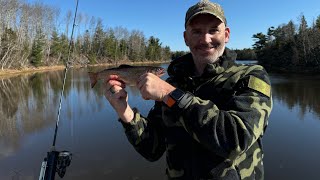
[158,68,166,77]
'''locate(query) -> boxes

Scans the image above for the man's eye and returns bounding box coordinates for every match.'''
[192,30,201,35]
[209,29,219,34]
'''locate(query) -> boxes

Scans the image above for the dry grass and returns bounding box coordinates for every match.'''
[0,66,66,79]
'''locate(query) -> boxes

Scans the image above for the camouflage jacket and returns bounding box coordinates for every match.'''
[121,48,273,180]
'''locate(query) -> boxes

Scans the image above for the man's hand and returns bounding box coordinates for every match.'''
[104,75,134,123]
[137,73,176,101]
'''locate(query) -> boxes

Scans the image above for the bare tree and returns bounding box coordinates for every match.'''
[65,10,72,36]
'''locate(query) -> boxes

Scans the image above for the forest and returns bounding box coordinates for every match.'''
[1,0,320,73]
[252,14,320,72]
[0,0,171,70]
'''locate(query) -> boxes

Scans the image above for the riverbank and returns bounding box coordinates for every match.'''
[0,61,170,79]
[0,65,66,79]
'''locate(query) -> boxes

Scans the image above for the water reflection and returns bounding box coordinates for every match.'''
[270,73,320,119]
[0,72,62,157]
[0,66,166,179]
[0,66,319,179]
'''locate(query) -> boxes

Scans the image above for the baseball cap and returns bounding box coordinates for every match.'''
[185,0,227,28]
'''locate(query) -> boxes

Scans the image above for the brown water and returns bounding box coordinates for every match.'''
[0,65,319,180]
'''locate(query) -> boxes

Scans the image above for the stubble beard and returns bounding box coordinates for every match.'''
[192,42,226,71]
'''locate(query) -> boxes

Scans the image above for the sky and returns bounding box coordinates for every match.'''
[27,0,320,51]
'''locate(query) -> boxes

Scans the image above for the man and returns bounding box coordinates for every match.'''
[105,0,272,179]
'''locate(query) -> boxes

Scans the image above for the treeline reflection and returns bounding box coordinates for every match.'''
[0,68,106,158]
[271,74,320,118]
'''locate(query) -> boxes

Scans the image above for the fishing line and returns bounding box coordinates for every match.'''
[39,0,79,179]
[53,0,79,148]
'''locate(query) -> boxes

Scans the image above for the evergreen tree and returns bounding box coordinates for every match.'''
[234,48,257,60]
[316,15,320,30]
[92,18,105,59]
[60,34,69,63]
[104,28,117,61]
[146,36,161,61]
[161,46,171,61]
[267,26,275,43]
[30,30,45,67]
[171,51,188,60]
[298,15,310,63]
[82,30,91,55]
[252,33,267,51]
[50,29,63,61]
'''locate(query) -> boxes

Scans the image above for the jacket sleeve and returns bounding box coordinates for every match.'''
[174,67,272,160]
[120,102,166,162]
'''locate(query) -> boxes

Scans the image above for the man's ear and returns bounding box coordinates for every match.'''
[184,31,189,47]
[225,27,230,43]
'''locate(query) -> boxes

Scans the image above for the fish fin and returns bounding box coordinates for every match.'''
[118,64,133,68]
[88,72,98,88]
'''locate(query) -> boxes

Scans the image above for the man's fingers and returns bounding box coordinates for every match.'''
[105,86,128,105]
[106,75,119,81]
[106,79,126,88]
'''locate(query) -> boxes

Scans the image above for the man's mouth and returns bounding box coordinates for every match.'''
[196,44,219,51]
[197,46,215,52]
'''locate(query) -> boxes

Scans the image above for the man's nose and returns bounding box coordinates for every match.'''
[199,33,212,44]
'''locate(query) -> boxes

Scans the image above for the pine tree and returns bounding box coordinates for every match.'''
[92,18,105,59]
[252,33,267,51]
[59,34,69,63]
[104,29,116,61]
[30,30,45,67]
[50,29,61,59]
[315,15,320,30]
[146,36,161,61]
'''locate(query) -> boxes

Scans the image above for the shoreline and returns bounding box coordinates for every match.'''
[0,65,66,79]
[0,61,170,79]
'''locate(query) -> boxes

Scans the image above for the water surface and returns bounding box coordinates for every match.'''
[0,64,319,179]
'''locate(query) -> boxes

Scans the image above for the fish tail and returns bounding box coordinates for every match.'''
[88,72,98,88]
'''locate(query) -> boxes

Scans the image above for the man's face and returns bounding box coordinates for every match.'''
[184,14,230,64]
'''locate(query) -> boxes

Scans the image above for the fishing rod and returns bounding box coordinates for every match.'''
[39,0,79,179]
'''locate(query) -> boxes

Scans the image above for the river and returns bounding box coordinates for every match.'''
[0,63,319,179]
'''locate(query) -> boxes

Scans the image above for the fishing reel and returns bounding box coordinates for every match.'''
[39,150,72,180]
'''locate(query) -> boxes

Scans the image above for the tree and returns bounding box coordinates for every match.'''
[298,14,310,63]
[128,30,145,61]
[252,33,267,51]
[82,30,91,55]
[0,28,18,70]
[30,30,45,67]
[316,15,320,30]
[161,46,171,61]
[171,51,188,60]
[50,29,68,64]
[50,29,61,59]
[0,0,174,70]
[267,26,275,43]
[234,48,257,60]
[146,36,161,61]
[104,28,117,62]
[92,18,105,60]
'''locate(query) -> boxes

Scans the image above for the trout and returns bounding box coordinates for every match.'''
[88,64,165,88]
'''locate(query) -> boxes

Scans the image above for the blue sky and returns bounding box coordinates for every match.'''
[28,0,320,51]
